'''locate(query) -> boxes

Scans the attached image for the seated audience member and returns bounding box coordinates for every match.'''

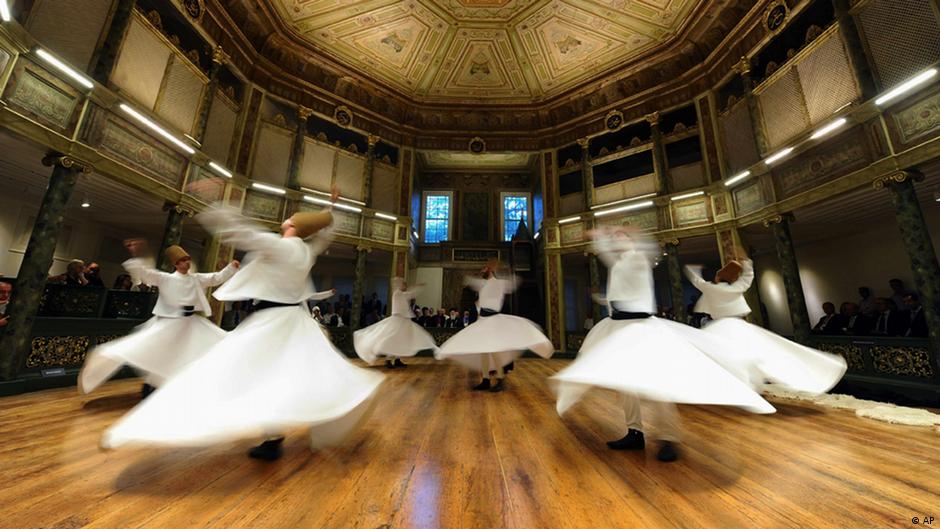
[888,278,913,316]
[462,310,472,327]
[311,306,325,324]
[84,262,105,287]
[49,259,88,286]
[446,308,461,328]
[583,314,595,331]
[839,302,870,336]
[420,307,432,327]
[324,305,339,327]
[812,302,842,334]
[412,306,421,323]
[902,293,928,338]
[433,308,446,328]
[871,298,905,337]
[112,273,134,291]
[0,281,11,328]
[858,286,877,317]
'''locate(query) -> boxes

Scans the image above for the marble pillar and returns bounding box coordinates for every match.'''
[577,138,593,209]
[287,106,313,191]
[90,0,137,84]
[647,112,669,195]
[588,254,602,323]
[663,241,686,323]
[764,214,811,343]
[875,171,940,355]
[193,47,228,144]
[156,202,190,272]
[350,247,368,329]
[738,58,771,156]
[362,135,379,207]
[0,156,89,381]
[832,0,878,100]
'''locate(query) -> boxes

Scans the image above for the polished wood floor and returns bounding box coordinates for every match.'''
[1,358,938,529]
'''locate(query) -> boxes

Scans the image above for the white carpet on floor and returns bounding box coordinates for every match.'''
[761,385,940,429]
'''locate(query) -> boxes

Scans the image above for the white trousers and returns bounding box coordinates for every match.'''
[621,392,681,442]
[482,354,505,379]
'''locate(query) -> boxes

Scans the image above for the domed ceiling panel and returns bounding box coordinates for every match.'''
[267,0,700,102]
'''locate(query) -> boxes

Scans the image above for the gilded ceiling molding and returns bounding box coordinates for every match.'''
[211,45,229,65]
[297,105,314,121]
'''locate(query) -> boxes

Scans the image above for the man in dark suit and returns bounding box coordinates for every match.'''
[812,302,842,335]
[839,302,870,336]
[902,293,928,338]
[871,298,905,337]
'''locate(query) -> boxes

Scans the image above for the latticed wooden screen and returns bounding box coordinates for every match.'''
[335,153,366,201]
[718,100,760,173]
[202,92,238,164]
[300,139,335,191]
[154,57,205,136]
[857,0,940,89]
[251,123,292,186]
[372,163,398,214]
[112,17,172,110]
[26,0,111,70]
[756,29,860,149]
[669,163,705,192]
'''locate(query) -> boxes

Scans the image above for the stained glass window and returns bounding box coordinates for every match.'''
[503,195,528,241]
[423,193,451,243]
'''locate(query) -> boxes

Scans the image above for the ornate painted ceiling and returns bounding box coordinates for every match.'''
[265,0,700,103]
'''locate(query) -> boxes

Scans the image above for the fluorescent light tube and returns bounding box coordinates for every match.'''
[120,104,196,155]
[558,216,580,224]
[252,182,286,195]
[671,191,704,201]
[375,212,397,221]
[764,147,794,166]
[36,49,93,89]
[876,69,938,106]
[594,200,655,217]
[810,118,847,140]
[724,170,751,187]
[208,161,233,178]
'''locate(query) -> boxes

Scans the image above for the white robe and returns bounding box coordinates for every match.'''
[438,275,553,374]
[101,206,385,450]
[78,261,237,394]
[552,232,775,416]
[685,261,847,393]
[353,287,439,363]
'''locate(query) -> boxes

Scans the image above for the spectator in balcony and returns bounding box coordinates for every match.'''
[446,308,462,328]
[857,286,877,317]
[49,259,88,286]
[839,302,869,336]
[462,310,471,327]
[871,298,905,337]
[902,293,928,338]
[113,273,134,291]
[84,262,105,287]
[432,308,446,328]
[0,281,11,328]
[888,279,913,315]
[419,307,432,327]
[812,302,842,335]
[412,306,421,323]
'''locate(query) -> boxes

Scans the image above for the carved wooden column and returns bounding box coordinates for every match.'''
[832,0,878,99]
[577,138,593,209]
[193,46,228,144]
[0,156,90,380]
[738,58,771,156]
[874,171,940,356]
[764,214,811,343]
[287,106,313,191]
[663,239,686,323]
[647,112,669,195]
[362,135,379,207]
[90,0,137,84]
[156,202,193,272]
[350,247,369,330]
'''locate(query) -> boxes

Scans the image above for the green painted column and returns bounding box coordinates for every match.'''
[0,156,88,380]
[663,240,686,323]
[350,247,368,329]
[832,0,878,99]
[738,59,771,156]
[362,135,379,207]
[193,47,227,144]
[588,254,602,323]
[577,138,593,209]
[764,214,812,343]
[647,112,669,195]
[156,202,190,272]
[287,106,312,191]
[90,0,137,84]
[876,171,940,356]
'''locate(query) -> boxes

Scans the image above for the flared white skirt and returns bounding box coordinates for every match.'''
[79,315,225,394]
[702,318,847,393]
[101,305,385,450]
[438,314,554,373]
[552,317,776,416]
[353,315,439,363]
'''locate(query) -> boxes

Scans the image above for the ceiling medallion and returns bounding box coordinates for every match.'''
[334,106,353,128]
[605,110,624,131]
[468,137,486,154]
[764,0,789,33]
[181,0,204,21]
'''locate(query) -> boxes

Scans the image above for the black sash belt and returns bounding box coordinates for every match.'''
[252,300,302,313]
[479,308,500,317]
[181,305,196,317]
[611,310,652,320]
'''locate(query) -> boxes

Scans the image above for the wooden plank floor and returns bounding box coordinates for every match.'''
[1,358,938,529]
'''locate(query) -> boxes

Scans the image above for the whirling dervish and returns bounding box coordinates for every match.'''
[552,226,775,462]
[100,186,385,461]
[79,242,238,397]
[438,260,553,392]
[685,254,847,393]
[353,277,438,368]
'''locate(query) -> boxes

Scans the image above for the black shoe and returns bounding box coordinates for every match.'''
[249,438,284,461]
[385,360,395,368]
[489,379,505,393]
[656,441,679,462]
[472,379,491,391]
[394,358,407,368]
[504,362,515,373]
[606,429,645,450]
[140,383,155,399]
